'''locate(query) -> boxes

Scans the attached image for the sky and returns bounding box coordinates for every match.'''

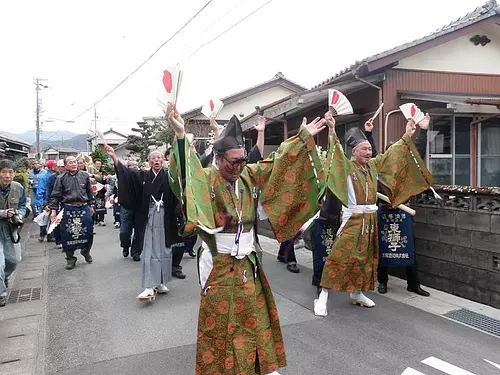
[0,0,486,140]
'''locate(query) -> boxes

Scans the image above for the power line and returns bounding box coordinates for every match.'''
[180,0,247,50]
[69,0,214,122]
[180,0,274,64]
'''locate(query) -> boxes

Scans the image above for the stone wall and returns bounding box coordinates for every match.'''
[411,187,500,309]
[258,186,500,309]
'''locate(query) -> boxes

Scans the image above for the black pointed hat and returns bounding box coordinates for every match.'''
[345,127,368,149]
[213,115,244,153]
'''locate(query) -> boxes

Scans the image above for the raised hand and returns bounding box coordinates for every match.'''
[303,117,326,136]
[209,114,218,130]
[209,115,222,138]
[167,108,185,139]
[405,119,417,137]
[324,112,335,134]
[364,118,374,132]
[254,115,266,133]
[104,144,115,157]
[418,113,431,130]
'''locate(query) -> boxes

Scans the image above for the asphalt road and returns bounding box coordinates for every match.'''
[44,216,500,375]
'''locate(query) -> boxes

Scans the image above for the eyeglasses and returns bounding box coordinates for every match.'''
[223,155,248,167]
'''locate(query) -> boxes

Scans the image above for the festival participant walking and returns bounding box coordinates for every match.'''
[106,145,184,300]
[168,109,326,375]
[314,112,433,316]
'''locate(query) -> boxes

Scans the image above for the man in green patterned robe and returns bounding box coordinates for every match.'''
[314,112,433,316]
[167,109,326,375]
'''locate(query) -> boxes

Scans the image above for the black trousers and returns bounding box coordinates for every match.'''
[172,245,184,272]
[277,240,297,264]
[377,263,420,288]
[119,207,144,257]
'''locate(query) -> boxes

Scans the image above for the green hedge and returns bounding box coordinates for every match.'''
[14,169,28,193]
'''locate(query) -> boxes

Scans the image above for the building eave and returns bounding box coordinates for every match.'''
[313,0,500,88]
[181,73,306,120]
[241,73,385,131]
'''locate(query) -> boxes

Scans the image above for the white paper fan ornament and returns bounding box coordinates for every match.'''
[157,64,183,114]
[91,182,104,193]
[400,103,425,124]
[47,209,64,235]
[201,98,224,119]
[328,89,354,116]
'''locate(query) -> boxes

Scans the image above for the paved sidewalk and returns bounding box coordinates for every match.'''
[0,220,49,375]
[1,218,500,375]
[259,235,500,326]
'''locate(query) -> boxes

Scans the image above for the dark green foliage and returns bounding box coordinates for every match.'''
[126,119,174,161]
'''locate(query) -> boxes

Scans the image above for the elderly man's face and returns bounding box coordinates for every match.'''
[148,152,164,172]
[215,148,247,183]
[65,157,78,172]
[352,141,373,166]
[0,167,14,187]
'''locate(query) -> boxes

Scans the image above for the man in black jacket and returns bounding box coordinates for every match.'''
[106,146,185,300]
[49,156,95,270]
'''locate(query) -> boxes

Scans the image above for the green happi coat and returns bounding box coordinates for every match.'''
[320,133,433,293]
[169,126,324,375]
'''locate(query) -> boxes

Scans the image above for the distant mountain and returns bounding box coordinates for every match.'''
[16,130,89,152]
[38,134,89,152]
[16,130,80,144]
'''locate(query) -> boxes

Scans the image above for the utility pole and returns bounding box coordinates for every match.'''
[34,78,48,160]
[94,103,97,135]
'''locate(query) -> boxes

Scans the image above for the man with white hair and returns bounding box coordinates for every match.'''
[106,147,184,300]
[314,113,434,316]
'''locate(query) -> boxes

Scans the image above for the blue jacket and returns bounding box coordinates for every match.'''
[44,173,59,207]
[35,171,54,207]
[28,169,46,190]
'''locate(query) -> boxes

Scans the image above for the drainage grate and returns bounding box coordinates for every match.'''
[8,288,42,304]
[443,309,500,337]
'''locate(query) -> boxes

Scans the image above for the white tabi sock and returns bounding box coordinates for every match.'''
[350,292,362,300]
[314,288,329,316]
[350,292,375,307]
[266,371,281,375]
[319,288,329,305]
[155,284,169,293]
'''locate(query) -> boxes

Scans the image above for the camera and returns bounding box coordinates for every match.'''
[10,210,24,227]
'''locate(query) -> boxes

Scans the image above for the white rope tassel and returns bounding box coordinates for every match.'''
[152,194,164,212]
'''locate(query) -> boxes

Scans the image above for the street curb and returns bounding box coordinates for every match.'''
[0,219,49,375]
[257,235,500,326]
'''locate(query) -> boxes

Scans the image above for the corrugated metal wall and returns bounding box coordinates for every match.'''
[384,69,500,143]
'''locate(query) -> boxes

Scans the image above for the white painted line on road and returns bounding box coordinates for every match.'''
[401,368,426,375]
[484,359,500,370]
[422,357,476,375]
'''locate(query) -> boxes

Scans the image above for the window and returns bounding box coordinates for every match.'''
[428,115,452,185]
[427,115,471,185]
[479,118,500,187]
[454,117,471,186]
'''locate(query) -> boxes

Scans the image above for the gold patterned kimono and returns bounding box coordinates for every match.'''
[169,126,324,375]
[320,133,433,293]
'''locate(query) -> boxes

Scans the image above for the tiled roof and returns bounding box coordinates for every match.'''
[314,0,500,88]
[181,72,306,119]
[44,146,79,153]
[0,131,31,148]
